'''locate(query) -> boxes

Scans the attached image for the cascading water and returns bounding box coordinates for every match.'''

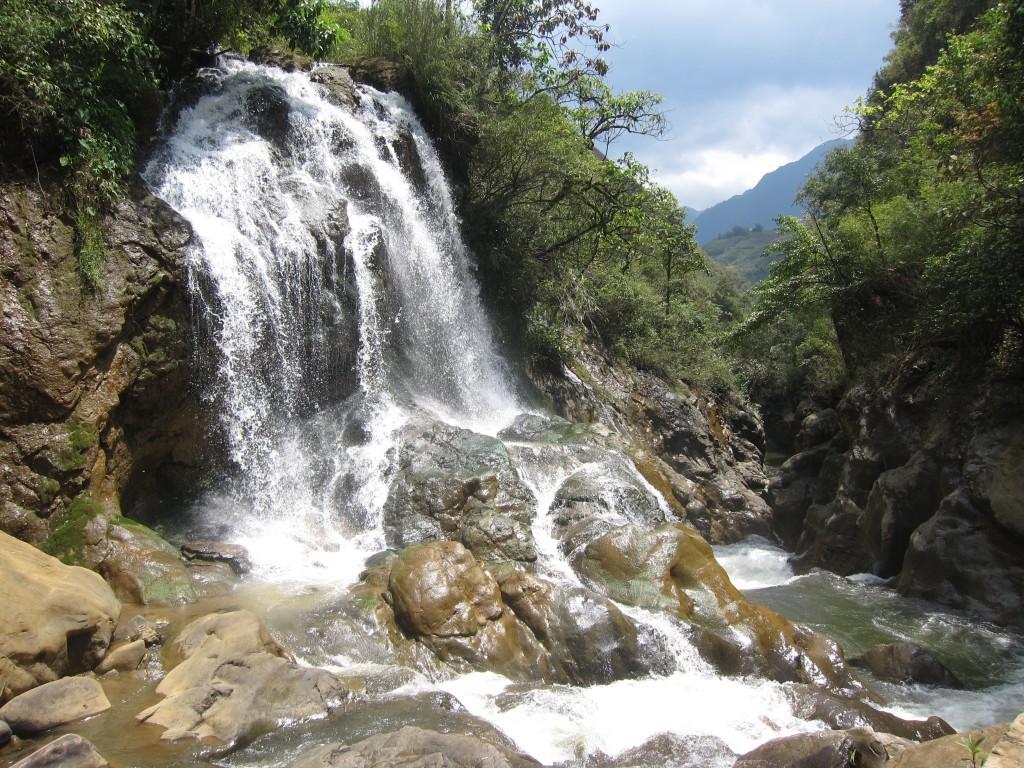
[132,59,1022,768]
[143,59,522,576]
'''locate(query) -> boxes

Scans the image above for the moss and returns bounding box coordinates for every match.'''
[43,495,108,565]
[55,416,100,472]
[36,476,61,506]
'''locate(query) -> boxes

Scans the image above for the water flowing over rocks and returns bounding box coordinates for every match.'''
[767,358,1024,630]
[528,343,773,544]
[0,532,119,703]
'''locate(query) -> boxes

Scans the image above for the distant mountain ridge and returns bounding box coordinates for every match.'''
[691,138,854,245]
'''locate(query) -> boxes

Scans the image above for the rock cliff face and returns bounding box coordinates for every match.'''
[0,174,205,576]
[527,342,773,544]
[768,354,1024,630]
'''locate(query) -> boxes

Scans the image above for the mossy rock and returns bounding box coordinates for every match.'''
[43,496,196,605]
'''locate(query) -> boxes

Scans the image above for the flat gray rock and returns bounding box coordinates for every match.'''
[9,734,109,768]
[0,677,110,735]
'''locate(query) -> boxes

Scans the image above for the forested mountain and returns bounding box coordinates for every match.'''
[693,138,854,245]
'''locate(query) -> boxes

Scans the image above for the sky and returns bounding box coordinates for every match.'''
[592,0,902,210]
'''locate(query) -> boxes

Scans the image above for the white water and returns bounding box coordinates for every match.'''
[715,537,1024,733]
[141,61,1020,767]
[143,59,522,580]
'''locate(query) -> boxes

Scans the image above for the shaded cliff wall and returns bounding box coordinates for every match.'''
[0,174,205,546]
[769,354,1024,630]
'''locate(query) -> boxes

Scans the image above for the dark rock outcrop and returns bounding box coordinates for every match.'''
[0,176,204,560]
[769,357,1024,630]
[849,643,962,688]
[527,343,773,544]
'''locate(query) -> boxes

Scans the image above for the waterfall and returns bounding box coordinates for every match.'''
[143,59,523,575]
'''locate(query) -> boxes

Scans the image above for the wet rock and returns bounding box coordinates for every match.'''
[784,684,955,742]
[897,488,1024,630]
[734,727,892,768]
[112,614,162,647]
[382,420,538,562]
[526,344,773,545]
[0,532,119,702]
[0,677,110,735]
[386,541,553,681]
[573,523,852,690]
[8,734,109,768]
[849,643,962,688]
[311,65,356,109]
[496,569,647,685]
[460,511,537,563]
[245,84,291,151]
[44,502,195,606]
[136,610,359,747]
[95,639,147,674]
[0,719,10,747]
[180,541,252,575]
[889,722,1010,768]
[349,57,412,94]
[497,413,589,443]
[285,725,541,768]
[249,44,312,72]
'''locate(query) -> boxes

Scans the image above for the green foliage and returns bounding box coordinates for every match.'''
[741,0,1023,413]
[957,735,987,767]
[1,0,159,288]
[274,0,345,58]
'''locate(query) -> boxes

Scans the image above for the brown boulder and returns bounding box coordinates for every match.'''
[8,733,110,768]
[0,532,119,702]
[734,727,892,768]
[496,569,647,685]
[387,542,553,681]
[573,523,852,690]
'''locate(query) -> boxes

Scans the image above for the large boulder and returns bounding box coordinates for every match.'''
[571,523,852,690]
[496,569,648,685]
[0,531,119,702]
[136,610,359,748]
[0,677,110,735]
[8,734,110,768]
[386,542,553,681]
[849,643,962,688]
[734,728,894,768]
[382,420,538,562]
[285,725,541,768]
